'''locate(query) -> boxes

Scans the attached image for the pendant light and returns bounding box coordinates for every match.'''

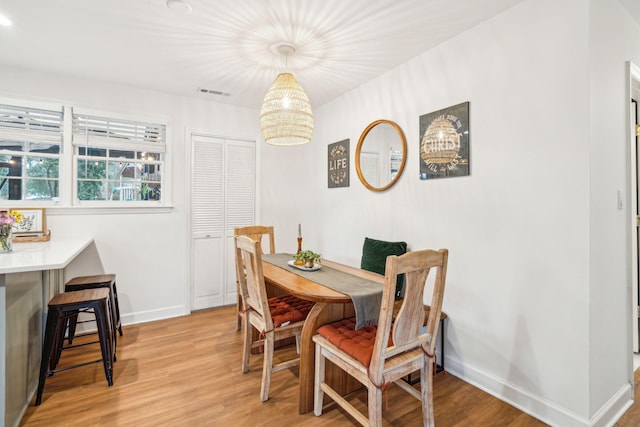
[259,44,314,146]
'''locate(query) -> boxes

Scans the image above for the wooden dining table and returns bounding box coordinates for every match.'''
[261,258,384,414]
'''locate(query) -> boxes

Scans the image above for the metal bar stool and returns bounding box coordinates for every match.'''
[35,288,115,406]
[64,274,122,345]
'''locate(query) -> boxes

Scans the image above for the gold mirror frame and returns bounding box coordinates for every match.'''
[355,119,407,191]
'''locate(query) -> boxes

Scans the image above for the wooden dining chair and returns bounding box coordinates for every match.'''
[234,226,276,331]
[235,235,314,401]
[361,237,448,371]
[313,249,448,426]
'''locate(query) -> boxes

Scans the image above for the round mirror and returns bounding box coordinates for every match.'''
[355,119,407,191]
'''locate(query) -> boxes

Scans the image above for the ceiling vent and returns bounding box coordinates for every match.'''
[198,88,231,97]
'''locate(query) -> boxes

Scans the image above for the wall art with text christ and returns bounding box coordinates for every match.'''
[419,101,470,180]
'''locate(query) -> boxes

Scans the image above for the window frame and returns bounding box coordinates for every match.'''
[0,100,64,204]
[71,107,171,208]
[0,100,172,210]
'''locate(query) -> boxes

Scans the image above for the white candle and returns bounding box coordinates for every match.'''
[298,223,301,238]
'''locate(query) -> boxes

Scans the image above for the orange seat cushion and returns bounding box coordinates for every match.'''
[317,317,381,367]
[268,294,314,328]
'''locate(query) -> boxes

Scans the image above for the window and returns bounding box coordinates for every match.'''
[73,111,166,203]
[0,104,63,201]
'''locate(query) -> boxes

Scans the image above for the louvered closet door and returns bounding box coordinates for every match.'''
[191,134,255,310]
[224,141,256,305]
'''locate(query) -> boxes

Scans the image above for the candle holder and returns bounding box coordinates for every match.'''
[297,237,302,254]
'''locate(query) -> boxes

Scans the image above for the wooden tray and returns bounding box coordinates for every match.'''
[14,230,51,243]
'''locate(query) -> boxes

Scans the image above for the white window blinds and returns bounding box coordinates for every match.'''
[72,112,166,152]
[0,104,63,146]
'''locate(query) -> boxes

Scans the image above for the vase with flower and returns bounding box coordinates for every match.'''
[0,210,22,253]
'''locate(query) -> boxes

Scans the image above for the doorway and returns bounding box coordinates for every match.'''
[635,94,640,354]
[629,62,640,369]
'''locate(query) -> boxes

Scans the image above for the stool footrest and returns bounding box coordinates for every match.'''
[63,339,101,350]
[50,358,105,375]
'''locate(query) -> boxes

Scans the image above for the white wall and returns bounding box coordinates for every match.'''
[0,65,261,324]
[260,0,637,425]
[589,0,640,422]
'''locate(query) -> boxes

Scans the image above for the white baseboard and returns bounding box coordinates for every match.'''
[590,383,633,427]
[444,355,632,427]
[120,304,189,326]
[72,304,189,336]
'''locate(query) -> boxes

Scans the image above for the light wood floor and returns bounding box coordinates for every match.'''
[19,306,638,426]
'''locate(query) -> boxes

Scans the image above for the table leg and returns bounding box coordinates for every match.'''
[298,302,349,414]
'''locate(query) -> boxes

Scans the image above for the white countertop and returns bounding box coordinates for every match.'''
[0,236,94,274]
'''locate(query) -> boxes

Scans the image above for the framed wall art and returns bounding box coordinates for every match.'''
[328,139,350,188]
[419,101,470,180]
[10,208,46,235]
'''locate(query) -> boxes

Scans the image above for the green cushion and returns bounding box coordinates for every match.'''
[360,237,407,300]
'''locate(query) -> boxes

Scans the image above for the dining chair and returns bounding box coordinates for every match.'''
[362,237,448,374]
[234,225,276,331]
[235,235,314,401]
[313,249,448,426]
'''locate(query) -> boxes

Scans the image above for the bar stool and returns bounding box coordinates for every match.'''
[35,288,115,406]
[64,274,122,345]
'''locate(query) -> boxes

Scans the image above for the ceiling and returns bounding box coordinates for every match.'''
[0,0,638,110]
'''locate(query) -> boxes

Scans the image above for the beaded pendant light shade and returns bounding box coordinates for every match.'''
[259,45,314,146]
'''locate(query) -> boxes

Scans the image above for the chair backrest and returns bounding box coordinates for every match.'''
[369,249,448,380]
[234,226,275,255]
[235,235,273,331]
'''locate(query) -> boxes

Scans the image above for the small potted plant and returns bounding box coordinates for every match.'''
[293,250,321,268]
